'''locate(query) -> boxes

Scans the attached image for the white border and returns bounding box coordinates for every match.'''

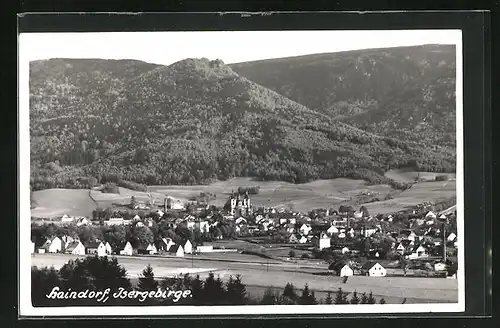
[18,30,465,317]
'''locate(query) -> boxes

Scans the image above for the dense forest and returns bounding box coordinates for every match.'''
[29,47,456,191]
[230,45,456,146]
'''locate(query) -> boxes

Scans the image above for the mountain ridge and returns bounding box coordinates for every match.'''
[29,50,456,191]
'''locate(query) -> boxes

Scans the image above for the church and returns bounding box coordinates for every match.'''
[224,190,253,217]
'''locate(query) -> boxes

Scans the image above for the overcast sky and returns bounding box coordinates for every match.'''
[19,30,461,66]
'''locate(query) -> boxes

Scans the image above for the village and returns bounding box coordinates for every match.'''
[31,188,459,280]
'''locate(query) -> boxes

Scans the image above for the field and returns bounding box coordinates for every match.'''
[30,173,457,219]
[149,177,395,213]
[30,189,97,218]
[32,253,459,304]
[385,169,456,183]
[358,180,456,214]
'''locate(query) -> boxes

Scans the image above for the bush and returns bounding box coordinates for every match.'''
[435,175,449,181]
[117,179,148,192]
[103,182,120,194]
[289,250,296,258]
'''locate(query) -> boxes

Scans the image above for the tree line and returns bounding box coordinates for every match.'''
[32,256,387,306]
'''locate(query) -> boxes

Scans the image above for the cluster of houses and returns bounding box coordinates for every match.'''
[37,193,458,277]
[32,233,236,258]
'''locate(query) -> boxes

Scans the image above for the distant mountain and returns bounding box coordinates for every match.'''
[230,45,456,146]
[29,57,455,190]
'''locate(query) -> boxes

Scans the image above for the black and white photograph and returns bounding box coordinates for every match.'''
[18,29,465,316]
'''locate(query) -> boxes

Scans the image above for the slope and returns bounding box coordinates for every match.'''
[229,45,456,145]
[29,57,455,190]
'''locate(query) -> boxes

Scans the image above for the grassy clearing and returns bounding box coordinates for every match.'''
[359,180,456,214]
[385,169,456,183]
[149,177,394,213]
[31,189,97,218]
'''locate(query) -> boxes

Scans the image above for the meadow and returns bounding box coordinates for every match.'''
[30,174,456,219]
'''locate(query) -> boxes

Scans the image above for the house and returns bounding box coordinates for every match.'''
[184,240,193,254]
[289,234,299,244]
[338,232,346,239]
[76,217,90,227]
[407,231,417,242]
[425,211,437,219]
[317,233,331,250]
[298,235,308,244]
[364,228,378,238]
[158,238,175,252]
[169,244,185,257]
[136,221,145,228]
[157,209,164,218]
[60,214,75,224]
[37,248,46,254]
[341,247,350,254]
[119,241,134,256]
[195,221,210,233]
[447,232,457,242]
[137,243,157,255]
[105,242,113,255]
[395,243,406,255]
[186,221,196,230]
[86,241,107,256]
[434,262,447,272]
[65,241,86,255]
[104,218,125,226]
[407,245,429,260]
[299,223,312,236]
[353,211,363,219]
[42,236,62,253]
[61,235,76,249]
[197,245,214,253]
[361,261,387,277]
[328,261,354,277]
[327,225,339,235]
[235,217,247,225]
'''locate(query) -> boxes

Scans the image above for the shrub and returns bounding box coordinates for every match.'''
[103,182,120,194]
[435,175,448,181]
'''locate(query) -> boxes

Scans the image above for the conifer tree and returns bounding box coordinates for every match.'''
[298,284,317,305]
[360,292,368,304]
[350,291,360,304]
[190,274,203,304]
[367,291,376,304]
[324,292,334,304]
[261,287,278,305]
[226,274,247,305]
[334,287,348,304]
[282,282,298,303]
[137,264,158,292]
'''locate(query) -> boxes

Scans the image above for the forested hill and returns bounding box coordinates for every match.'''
[29,56,455,190]
[229,44,456,146]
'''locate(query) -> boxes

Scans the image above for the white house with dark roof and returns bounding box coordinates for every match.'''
[42,236,62,253]
[329,261,354,277]
[184,240,193,254]
[361,261,386,277]
[119,241,134,256]
[317,233,331,250]
[299,224,312,236]
[169,244,185,257]
[86,241,106,256]
[65,241,86,255]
